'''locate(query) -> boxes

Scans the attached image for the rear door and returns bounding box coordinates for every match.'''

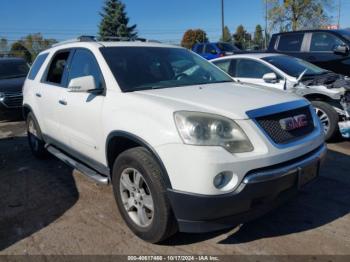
[275,33,307,60]
[203,44,218,60]
[39,49,73,144]
[305,32,350,75]
[59,48,105,163]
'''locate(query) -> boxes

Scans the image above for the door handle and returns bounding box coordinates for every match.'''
[35,93,42,98]
[58,100,67,106]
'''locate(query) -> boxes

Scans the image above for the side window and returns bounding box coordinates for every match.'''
[195,44,204,54]
[278,34,304,52]
[46,51,70,85]
[213,60,231,74]
[68,49,104,89]
[235,59,273,78]
[28,53,48,80]
[205,44,217,54]
[310,32,345,52]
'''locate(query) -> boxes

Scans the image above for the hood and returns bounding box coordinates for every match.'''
[0,77,26,93]
[136,82,301,120]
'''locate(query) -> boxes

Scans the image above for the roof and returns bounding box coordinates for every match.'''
[0,57,26,62]
[48,38,181,51]
[211,52,285,61]
[272,29,348,36]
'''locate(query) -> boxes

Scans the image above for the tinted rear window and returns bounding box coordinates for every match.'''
[28,53,49,80]
[0,59,29,80]
[216,43,239,52]
[277,34,304,52]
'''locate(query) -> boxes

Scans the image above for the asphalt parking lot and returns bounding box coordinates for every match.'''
[0,116,349,255]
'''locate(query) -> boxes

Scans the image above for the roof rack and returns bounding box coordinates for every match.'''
[52,35,161,48]
[52,35,96,47]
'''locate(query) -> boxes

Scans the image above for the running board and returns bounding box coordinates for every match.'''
[46,145,109,185]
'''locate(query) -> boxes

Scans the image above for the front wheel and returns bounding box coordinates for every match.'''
[311,101,339,141]
[112,147,177,243]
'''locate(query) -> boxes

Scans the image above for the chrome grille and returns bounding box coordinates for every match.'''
[255,106,315,144]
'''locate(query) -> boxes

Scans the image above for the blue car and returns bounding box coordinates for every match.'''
[192,42,240,60]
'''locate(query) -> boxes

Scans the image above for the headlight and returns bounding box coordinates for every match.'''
[0,92,5,102]
[174,111,254,153]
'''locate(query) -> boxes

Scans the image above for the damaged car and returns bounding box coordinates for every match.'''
[212,53,350,140]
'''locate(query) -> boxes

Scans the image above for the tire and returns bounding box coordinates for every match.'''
[112,147,177,243]
[311,101,339,141]
[26,112,48,158]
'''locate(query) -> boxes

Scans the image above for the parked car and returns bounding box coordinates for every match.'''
[268,29,350,77]
[192,42,240,60]
[0,57,29,117]
[212,53,350,140]
[23,37,326,243]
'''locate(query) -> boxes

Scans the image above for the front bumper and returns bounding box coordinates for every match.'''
[167,144,327,233]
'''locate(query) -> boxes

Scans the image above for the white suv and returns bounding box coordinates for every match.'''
[23,37,326,243]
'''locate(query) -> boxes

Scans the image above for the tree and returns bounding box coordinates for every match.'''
[181,29,208,49]
[21,33,57,58]
[267,0,333,32]
[220,26,232,43]
[99,0,137,40]
[10,42,32,63]
[233,25,251,49]
[253,24,264,49]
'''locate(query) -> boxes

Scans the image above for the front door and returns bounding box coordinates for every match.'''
[59,48,105,163]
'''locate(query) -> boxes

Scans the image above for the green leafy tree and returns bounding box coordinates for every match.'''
[267,0,333,32]
[10,42,32,63]
[253,24,264,49]
[99,0,137,40]
[233,25,251,49]
[220,26,232,43]
[181,29,208,49]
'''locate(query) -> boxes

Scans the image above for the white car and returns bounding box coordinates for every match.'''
[212,53,350,140]
[22,37,326,243]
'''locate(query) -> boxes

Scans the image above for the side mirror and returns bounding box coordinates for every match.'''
[334,44,349,55]
[263,72,278,83]
[210,49,218,55]
[68,75,97,93]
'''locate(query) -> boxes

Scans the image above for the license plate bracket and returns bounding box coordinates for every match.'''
[298,161,320,188]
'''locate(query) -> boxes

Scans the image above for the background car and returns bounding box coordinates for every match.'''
[268,29,350,77]
[192,42,240,60]
[0,57,29,118]
[212,53,350,140]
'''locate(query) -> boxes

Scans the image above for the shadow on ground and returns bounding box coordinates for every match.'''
[0,136,79,251]
[163,149,350,245]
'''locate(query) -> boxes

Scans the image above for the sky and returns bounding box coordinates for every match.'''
[0,0,349,44]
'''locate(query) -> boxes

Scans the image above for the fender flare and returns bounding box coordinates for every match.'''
[106,131,173,189]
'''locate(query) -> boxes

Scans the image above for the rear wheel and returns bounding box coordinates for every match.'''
[112,147,177,243]
[26,112,47,158]
[311,101,339,141]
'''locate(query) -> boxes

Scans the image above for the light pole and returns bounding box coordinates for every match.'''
[221,0,225,41]
[265,0,268,49]
[338,0,341,29]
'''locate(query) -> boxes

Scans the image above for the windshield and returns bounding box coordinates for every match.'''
[217,43,240,52]
[0,59,29,80]
[340,30,350,42]
[100,47,233,92]
[262,55,328,78]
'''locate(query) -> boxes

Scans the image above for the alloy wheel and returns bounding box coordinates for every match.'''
[119,168,154,227]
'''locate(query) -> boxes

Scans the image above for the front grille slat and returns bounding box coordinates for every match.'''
[1,91,23,108]
[256,106,314,144]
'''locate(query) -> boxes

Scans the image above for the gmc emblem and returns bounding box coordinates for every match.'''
[279,114,308,131]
